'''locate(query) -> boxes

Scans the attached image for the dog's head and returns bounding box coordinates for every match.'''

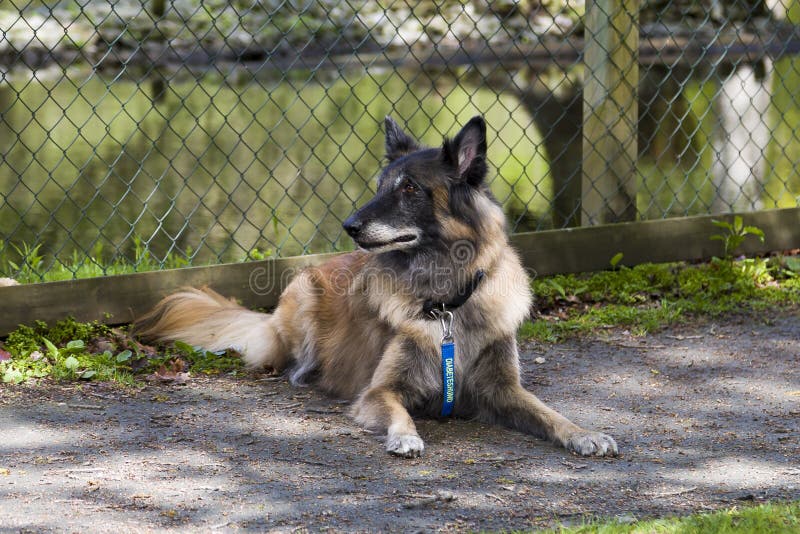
[343,116,500,254]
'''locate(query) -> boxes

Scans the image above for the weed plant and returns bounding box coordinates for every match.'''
[1,317,242,385]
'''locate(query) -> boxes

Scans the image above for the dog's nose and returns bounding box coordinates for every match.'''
[343,216,363,238]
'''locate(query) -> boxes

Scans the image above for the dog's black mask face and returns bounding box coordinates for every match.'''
[342,116,488,254]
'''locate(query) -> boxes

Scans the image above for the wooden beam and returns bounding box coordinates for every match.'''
[582,0,639,225]
[512,207,800,276]
[1,208,799,336]
[0,252,338,336]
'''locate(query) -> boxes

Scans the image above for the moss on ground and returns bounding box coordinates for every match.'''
[1,317,242,385]
[520,254,800,342]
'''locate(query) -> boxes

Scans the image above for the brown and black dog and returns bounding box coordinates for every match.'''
[136,117,618,458]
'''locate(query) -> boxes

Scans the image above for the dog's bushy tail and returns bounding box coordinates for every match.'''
[135,287,286,370]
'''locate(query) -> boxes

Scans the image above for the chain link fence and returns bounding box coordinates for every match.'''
[1,0,799,281]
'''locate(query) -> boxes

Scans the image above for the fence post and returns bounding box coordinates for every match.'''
[582,0,639,225]
[149,0,167,103]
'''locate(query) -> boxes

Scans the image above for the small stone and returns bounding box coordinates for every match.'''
[534,357,546,364]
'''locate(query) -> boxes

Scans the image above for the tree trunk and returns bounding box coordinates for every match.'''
[517,89,584,228]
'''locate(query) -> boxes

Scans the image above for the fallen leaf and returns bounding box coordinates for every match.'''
[146,359,190,384]
[146,371,189,384]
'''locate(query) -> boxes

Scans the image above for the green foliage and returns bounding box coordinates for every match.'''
[0,64,556,275]
[4,319,109,358]
[707,218,772,289]
[1,318,135,384]
[4,323,44,358]
[1,240,200,284]
[169,341,243,375]
[710,216,765,259]
[244,248,273,261]
[1,316,244,385]
[518,320,558,343]
[46,318,110,345]
[8,242,44,274]
[549,500,800,533]
[543,278,588,301]
[524,256,800,342]
[1,239,277,284]
[142,340,243,376]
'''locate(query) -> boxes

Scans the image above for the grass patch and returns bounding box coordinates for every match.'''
[522,254,800,342]
[0,239,274,284]
[549,500,800,533]
[0,317,243,385]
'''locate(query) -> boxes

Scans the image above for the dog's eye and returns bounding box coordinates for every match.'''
[402,180,417,194]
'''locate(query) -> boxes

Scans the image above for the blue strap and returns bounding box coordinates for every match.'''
[440,341,455,416]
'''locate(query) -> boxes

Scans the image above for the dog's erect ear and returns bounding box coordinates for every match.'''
[443,116,487,186]
[384,116,420,162]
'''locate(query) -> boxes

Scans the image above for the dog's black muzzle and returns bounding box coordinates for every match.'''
[342,214,363,239]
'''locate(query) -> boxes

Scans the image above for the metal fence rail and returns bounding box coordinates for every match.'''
[1,0,799,281]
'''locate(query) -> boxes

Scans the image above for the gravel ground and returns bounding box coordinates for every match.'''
[1,309,799,532]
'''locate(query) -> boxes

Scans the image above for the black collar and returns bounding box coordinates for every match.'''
[422,270,486,318]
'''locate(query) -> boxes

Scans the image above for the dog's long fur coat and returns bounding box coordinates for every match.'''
[137,117,618,458]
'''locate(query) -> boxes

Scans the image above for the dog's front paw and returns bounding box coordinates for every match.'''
[565,430,618,457]
[386,434,425,458]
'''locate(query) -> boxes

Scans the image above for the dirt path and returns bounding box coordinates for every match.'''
[1,309,799,532]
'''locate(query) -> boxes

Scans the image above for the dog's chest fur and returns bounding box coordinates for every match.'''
[300,240,531,409]
[364,258,532,416]
[399,313,489,415]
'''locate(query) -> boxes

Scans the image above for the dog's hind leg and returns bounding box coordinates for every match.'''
[470,337,619,457]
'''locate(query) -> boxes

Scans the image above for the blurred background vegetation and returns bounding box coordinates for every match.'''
[1,0,799,279]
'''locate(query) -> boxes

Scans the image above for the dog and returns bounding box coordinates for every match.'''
[136,116,618,458]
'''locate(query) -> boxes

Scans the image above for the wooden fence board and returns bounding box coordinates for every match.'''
[512,208,800,277]
[0,252,338,335]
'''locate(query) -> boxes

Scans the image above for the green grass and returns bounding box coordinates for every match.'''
[548,501,800,533]
[521,254,800,342]
[0,239,273,284]
[0,317,243,385]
